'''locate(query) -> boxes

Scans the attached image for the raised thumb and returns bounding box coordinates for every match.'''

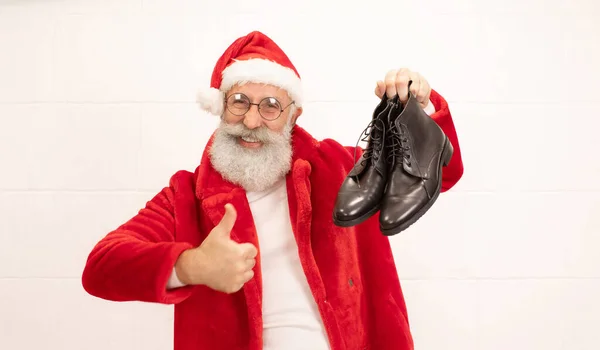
[216,203,237,236]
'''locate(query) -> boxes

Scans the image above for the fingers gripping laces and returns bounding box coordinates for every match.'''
[352,117,385,187]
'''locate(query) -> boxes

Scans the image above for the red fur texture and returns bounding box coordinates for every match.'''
[81,89,464,350]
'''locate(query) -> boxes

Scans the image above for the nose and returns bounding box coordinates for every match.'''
[243,105,263,129]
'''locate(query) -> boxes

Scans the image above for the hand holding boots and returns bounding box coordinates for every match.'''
[333,70,454,235]
[375,68,432,110]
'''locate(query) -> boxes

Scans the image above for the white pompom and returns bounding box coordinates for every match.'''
[196,87,224,116]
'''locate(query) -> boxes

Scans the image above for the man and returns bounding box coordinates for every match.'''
[82,31,464,350]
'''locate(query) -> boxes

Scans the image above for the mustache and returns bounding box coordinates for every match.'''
[219,122,286,144]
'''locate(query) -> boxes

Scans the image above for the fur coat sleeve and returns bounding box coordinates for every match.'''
[81,172,196,304]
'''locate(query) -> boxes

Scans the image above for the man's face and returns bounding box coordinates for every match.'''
[208,83,302,192]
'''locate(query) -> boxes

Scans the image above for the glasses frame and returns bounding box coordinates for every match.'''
[224,93,295,121]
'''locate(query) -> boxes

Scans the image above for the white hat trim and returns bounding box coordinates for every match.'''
[196,86,225,116]
[197,58,303,116]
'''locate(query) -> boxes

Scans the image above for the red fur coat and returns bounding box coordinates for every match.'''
[82,90,464,350]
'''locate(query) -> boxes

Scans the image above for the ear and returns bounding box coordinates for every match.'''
[292,106,303,124]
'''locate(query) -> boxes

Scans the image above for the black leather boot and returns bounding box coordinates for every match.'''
[332,95,399,227]
[379,92,454,235]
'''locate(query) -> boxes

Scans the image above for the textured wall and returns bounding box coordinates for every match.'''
[1,0,599,349]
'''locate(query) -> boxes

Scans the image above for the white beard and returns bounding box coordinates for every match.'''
[208,120,294,193]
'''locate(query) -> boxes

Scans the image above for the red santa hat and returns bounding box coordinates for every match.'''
[197,31,303,116]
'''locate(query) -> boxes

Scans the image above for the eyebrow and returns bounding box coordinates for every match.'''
[233,92,286,102]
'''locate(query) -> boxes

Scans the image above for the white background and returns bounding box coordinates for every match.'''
[1,0,599,349]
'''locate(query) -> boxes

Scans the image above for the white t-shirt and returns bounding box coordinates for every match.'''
[246,178,330,349]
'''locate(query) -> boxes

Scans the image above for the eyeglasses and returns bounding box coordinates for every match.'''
[225,93,295,121]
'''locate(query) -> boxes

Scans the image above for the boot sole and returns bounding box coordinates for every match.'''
[380,137,454,236]
[333,202,381,227]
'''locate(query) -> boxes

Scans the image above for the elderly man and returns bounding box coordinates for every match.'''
[82,31,464,350]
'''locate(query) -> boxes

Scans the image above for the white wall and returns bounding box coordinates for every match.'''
[1,0,599,349]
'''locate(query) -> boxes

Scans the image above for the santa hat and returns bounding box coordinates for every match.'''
[197,31,303,116]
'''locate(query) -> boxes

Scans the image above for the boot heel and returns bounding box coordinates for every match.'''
[441,138,453,166]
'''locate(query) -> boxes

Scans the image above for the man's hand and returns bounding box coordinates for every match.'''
[375,68,431,110]
[175,203,257,294]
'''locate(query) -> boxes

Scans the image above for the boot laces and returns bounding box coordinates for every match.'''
[387,122,411,167]
[352,117,385,186]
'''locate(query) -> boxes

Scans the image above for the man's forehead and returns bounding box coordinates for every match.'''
[229,82,291,100]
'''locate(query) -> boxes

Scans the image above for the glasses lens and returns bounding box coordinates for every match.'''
[259,97,282,120]
[227,93,250,115]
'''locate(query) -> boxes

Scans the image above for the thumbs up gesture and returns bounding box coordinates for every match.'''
[175,204,258,294]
